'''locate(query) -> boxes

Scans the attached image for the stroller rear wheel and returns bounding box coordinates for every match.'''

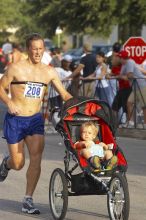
[49,168,68,220]
[107,173,130,220]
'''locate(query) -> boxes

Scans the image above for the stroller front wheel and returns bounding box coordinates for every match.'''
[49,168,68,220]
[107,172,130,220]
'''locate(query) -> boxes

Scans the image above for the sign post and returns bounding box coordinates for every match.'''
[55,27,63,48]
[123,37,146,64]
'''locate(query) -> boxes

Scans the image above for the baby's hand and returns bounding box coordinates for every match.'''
[84,140,94,148]
[74,141,86,149]
[99,142,109,150]
[107,143,114,150]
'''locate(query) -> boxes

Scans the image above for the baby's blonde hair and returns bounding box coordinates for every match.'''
[80,121,99,137]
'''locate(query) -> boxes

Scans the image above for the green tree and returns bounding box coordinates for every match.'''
[0,0,22,28]
[0,0,44,44]
[25,0,118,47]
[1,0,146,45]
[27,0,117,37]
[113,0,146,42]
[15,1,45,45]
[26,0,146,43]
[0,0,23,42]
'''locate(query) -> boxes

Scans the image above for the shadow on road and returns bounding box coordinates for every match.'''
[0,198,109,220]
[67,207,109,219]
[0,199,109,220]
[0,199,52,219]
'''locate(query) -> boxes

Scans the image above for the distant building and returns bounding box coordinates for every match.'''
[67,25,146,48]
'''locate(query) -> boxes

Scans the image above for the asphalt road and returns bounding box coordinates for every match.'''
[0,132,146,220]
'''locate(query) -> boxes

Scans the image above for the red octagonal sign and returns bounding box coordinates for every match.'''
[123,37,146,64]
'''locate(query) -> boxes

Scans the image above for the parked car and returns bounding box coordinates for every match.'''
[44,38,55,50]
[64,44,112,64]
[64,47,83,61]
[92,44,112,55]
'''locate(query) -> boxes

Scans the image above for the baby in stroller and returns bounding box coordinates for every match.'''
[74,121,118,170]
[49,98,130,220]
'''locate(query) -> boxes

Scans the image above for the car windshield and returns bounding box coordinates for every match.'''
[64,48,83,56]
[92,45,112,54]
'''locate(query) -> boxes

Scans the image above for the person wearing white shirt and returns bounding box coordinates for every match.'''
[85,51,113,106]
[49,55,72,108]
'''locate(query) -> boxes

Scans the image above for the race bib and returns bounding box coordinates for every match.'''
[24,82,43,98]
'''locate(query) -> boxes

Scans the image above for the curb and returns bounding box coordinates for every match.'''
[116,128,146,140]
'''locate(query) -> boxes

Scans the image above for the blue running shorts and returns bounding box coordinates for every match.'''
[3,112,44,144]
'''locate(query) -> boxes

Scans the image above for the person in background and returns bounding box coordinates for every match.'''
[68,43,97,97]
[117,50,146,128]
[2,39,13,67]
[85,51,113,106]
[107,42,122,100]
[12,43,26,63]
[41,48,52,133]
[0,48,7,73]
[41,50,52,66]
[2,39,12,56]
[50,47,62,67]
[49,54,72,109]
[107,43,132,126]
[138,60,146,75]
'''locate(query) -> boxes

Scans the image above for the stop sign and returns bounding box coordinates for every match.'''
[123,37,146,64]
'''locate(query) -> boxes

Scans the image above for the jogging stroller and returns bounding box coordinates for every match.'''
[49,97,130,220]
